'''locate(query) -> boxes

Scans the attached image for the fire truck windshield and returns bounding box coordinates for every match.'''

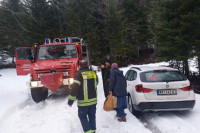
[38,44,77,60]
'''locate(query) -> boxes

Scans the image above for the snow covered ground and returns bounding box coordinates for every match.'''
[0,64,200,133]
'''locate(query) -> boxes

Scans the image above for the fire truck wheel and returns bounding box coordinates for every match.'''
[31,87,48,103]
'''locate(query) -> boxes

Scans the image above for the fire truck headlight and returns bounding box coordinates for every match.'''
[69,78,74,85]
[30,81,39,88]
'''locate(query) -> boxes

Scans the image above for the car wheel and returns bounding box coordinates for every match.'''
[127,95,133,113]
[31,87,48,103]
[128,95,141,117]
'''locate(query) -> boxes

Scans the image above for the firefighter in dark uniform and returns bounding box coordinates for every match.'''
[68,60,98,133]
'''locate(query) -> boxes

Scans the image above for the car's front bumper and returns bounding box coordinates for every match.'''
[26,78,74,88]
[134,100,195,112]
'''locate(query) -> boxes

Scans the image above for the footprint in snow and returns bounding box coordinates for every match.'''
[102,125,109,128]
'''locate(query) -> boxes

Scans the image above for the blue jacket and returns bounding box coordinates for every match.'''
[109,69,127,96]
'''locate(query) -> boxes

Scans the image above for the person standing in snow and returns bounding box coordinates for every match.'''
[100,62,110,98]
[68,60,98,133]
[109,63,127,122]
[100,62,106,93]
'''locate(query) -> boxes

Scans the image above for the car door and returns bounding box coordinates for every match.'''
[126,70,137,93]
[15,47,34,75]
[126,70,139,104]
[125,70,131,91]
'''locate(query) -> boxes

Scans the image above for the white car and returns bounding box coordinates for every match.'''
[125,66,196,116]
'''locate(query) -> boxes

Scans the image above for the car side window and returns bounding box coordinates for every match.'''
[127,70,133,80]
[129,70,137,81]
[126,70,137,81]
[125,70,130,80]
[132,71,137,80]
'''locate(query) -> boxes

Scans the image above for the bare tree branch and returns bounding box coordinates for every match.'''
[1,5,31,32]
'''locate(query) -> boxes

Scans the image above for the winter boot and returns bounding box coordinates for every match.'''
[118,116,126,122]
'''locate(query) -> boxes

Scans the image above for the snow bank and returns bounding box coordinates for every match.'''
[0,51,13,65]
[0,69,29,119]
[0,63,200,133]
[188,57,198,73]
[0,68,151,133]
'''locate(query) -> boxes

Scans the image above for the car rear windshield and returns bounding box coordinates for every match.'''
[140,70,187,82]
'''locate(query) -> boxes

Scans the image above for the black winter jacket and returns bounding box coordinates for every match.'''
[109,68,127,96]
[68,68,98,106]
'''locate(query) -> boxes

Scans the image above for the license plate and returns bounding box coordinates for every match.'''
[157,89,177,95]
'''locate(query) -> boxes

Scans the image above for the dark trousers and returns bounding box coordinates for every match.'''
[103,79,109,98]
[78,104,96,133]
[116,96,127,117]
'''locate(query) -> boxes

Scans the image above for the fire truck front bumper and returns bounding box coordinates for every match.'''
[27,78,74,88]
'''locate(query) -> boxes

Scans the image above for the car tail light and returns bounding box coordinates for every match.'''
[140,102,148,104]
[188,100,195,102]
[181,83,193,91]
[135,84,153,93]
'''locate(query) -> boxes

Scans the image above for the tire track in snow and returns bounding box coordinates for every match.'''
[138,111,199,133]
[138,113,161,133]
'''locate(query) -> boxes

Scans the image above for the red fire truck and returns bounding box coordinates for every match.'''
[15,37,89,103]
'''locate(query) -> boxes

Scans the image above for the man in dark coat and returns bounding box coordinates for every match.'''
[100,62,110,98]
[109,63,127,122]
[103,62,110,98]
[100,62,106,89]
[68,60,98,133]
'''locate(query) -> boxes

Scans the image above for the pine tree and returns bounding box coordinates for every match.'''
[151,0,200,76]
[61,0,99,63]
[0,0,30,51]
[104,0,125,63]
[90,0,109,63]
[121,0,151,62]
[27,0,54,44]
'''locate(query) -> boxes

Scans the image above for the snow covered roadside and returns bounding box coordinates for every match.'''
[139,95,200,133]
[0,68,151,133]
[96,72,151,133]
[0,69,29,120]
[0,64,200,133]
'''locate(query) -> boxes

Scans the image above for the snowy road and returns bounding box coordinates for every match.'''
[0,67,200,133]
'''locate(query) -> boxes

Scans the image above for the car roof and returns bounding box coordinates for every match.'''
[130,66,178,72]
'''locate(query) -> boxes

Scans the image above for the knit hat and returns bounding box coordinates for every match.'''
[111,63,118,69]
[101,62,106,66]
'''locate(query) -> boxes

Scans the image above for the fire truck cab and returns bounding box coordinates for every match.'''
[15,37,89,103]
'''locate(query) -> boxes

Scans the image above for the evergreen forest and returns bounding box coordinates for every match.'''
[0,0,200,77]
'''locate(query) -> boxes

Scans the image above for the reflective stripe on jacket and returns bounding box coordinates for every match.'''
[68,68,98,106]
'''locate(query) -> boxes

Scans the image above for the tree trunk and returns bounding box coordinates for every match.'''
[183,59,189,78]
[198,55,200,75]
